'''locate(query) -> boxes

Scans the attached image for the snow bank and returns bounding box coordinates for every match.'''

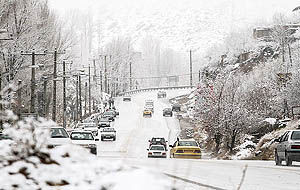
[0,118,176,190]
[264,118,277,125]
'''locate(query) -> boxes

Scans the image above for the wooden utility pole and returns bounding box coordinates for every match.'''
[189,50,193,86]
[62,60,72,128]
[49,48,65,122]
[17,80,22,117]
[21,50,46,113]
[129,62,132,90]
[42,76,47,118]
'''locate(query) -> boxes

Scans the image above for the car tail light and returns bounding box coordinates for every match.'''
[291,145,300,149]
[176,150,184,153]
[162,152,166,155]
[148,152,152,155]
[194,150,201,153]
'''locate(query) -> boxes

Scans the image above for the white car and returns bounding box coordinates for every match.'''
[147,145,167,158]
[49,127,71,147]
[76,123,99,137]
[70,130,99,155]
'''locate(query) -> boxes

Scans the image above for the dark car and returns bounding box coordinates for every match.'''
[123,96,131,101]
[157,91,167,98]
[98,117,111,128]
[163,108,173,117]
[102,111,115,122]
[274,130,300,166]
[149,137,168,150]
[172,104,181,112]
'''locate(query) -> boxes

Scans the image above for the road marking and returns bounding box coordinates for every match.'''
[164,172,227,190]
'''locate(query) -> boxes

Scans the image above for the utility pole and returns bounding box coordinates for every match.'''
[198,70,201,83]
[42,76,47,118]
[129,62,132,90]
[79,74,82,122]
[61,60,72,128]
[189,50,193,86]
[21,50,46,113]
[75,74,79,122]
[48,48,65,122]
[17,80,22,117]
[104,55,107,93]
[84,82,88,116]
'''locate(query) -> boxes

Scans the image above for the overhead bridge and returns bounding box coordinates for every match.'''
[119,85,196,96]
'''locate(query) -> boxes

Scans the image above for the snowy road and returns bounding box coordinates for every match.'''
[97,90,300,190]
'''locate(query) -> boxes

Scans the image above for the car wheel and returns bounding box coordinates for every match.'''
[101,137,103,141]
[285,153,292,166]
[275,151,282,166]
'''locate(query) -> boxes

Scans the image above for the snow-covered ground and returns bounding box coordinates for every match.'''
[97,89,300,190]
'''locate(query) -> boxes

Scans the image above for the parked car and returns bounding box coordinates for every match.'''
[76,123,99,137]
[102,111,115,122]
[172,103,181,112]
[163,108,173,117]
[123,96,131,101]
[147,145,167,158]
[70,130,98,155]
[143,109,152,117]
[99,117,111,128]
[0,132,12,140]
[149,137,168,150]
[107,109,119,117]
[274,130,300,166]
[157,91,166,98]
[100,127,116,141]
[49,127,71,148]
[169,138,201,159]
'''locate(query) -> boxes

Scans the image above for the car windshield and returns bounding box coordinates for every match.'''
[100,118,109,122]
[50,128,69,138]
[103,128,115,132]
[81,124,96,128]
[178,141,198,147]
[104,112,114,115]
[152,138,165,143]
[150,146,165,151]
[291,131,300,140]
[71,132,94,140]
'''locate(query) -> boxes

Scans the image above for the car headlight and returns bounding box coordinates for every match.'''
[88,144,96,148]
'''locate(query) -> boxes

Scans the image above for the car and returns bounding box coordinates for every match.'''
[70,130,99,155]
[100,127,116,141]
[49,127,71,148]
[0,132,12,140]
[172,103,181,112]
[157,91,166,98]
[123,96,131,101]
[106,109,119,117]
[169,138,201,159]
[149,137,168,150]
[98,117,111,128]
[143,109,152,117]
[102,111,115,122]
[147,145,167,158]
[145,100,154,113]
[76,123,99,137]
[163,108,173,117]
[274,130,300,166]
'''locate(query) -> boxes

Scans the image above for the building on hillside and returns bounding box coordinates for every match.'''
[253,27,272,41]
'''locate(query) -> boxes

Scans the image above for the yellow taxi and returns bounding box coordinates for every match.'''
[169,138,201,159]
[143,109,152,117]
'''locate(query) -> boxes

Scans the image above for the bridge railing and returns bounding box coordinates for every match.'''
[119,85,196,96]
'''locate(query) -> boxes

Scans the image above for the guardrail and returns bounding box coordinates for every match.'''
[119,85,196,96]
